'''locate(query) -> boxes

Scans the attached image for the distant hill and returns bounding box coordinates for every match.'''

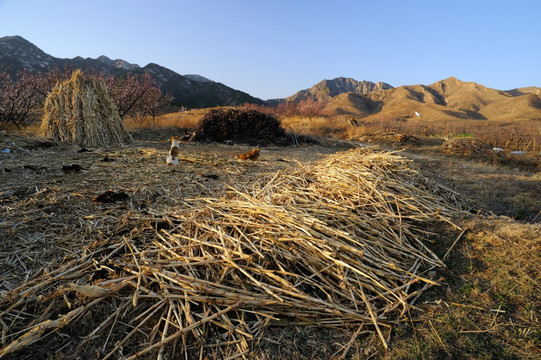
[0,35,265,108]
[285,77,393,103]
[506,86,541,97]
[321,92,383,117]
[322,76,541,123]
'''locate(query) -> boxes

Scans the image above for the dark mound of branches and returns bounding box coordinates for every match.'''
[193,108,290,145]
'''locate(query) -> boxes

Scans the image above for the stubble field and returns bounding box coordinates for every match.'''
[1,127,539,359]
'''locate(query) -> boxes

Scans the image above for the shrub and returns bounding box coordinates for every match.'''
[193,108,288,144]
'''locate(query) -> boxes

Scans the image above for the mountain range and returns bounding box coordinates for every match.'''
[286,77,393,103]
[321,76,541,123]
[1,35,541,123]
[0,35,263,108]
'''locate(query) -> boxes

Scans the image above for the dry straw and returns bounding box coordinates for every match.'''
[0,147,464,359]
[441,138,489,155]
[38,70,132,147]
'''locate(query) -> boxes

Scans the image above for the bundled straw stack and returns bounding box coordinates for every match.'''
[0,148,463,359]
[441,138,489,155]
[38,70,132,147]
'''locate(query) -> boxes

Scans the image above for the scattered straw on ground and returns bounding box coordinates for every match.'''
[0,134,465,359]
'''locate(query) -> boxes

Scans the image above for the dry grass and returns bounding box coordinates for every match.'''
[403,145,541,223]
[341,116,541,154]
[381,216,541,360]
[130,105,541,153]
[0,130,468,359]
[125,113,347,142]
[125,108,213,130]
[1,124,539,359]
[280,116,349,138]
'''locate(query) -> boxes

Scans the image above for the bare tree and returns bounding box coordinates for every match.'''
[296,98,326,121]
[0,66,172,129]
[239,102,277,116]
[275,101,297,117]
[0,68,44,129]
[104,72,156,121]
[141,88,174,124]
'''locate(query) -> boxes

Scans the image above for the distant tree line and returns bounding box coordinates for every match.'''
[0,66,173,129]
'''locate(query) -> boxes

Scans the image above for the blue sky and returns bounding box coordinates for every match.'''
[0,0,540,100]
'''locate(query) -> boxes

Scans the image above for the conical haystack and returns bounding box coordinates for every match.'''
[39,70,132,147]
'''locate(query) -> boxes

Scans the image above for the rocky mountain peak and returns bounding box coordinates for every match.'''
[96,55,140,71]
[0,35,55,72]
[286,77,393,103]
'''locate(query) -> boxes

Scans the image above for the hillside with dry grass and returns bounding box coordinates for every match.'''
[323,76,541,125]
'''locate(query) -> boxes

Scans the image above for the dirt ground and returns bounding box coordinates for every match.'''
[1,129,538,284]
[1,128,539,359]
[1,131,361,300]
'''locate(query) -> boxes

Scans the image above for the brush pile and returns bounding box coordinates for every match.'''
[38,70,132,147]
[0,147,463,359]
[441,137,489,155]
[193,108,288,144]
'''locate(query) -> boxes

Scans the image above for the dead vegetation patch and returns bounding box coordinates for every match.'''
[193,108,290,145]
[0,132,467,359]
[356,131,426,147]
[441,138,490,155]
[381,216,541,360]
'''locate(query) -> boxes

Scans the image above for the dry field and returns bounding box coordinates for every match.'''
[1,125,540,359]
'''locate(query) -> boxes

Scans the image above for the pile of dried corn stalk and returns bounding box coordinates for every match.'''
[0,147,463,359]
[39,69,132,147]
[441,137,489,155]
